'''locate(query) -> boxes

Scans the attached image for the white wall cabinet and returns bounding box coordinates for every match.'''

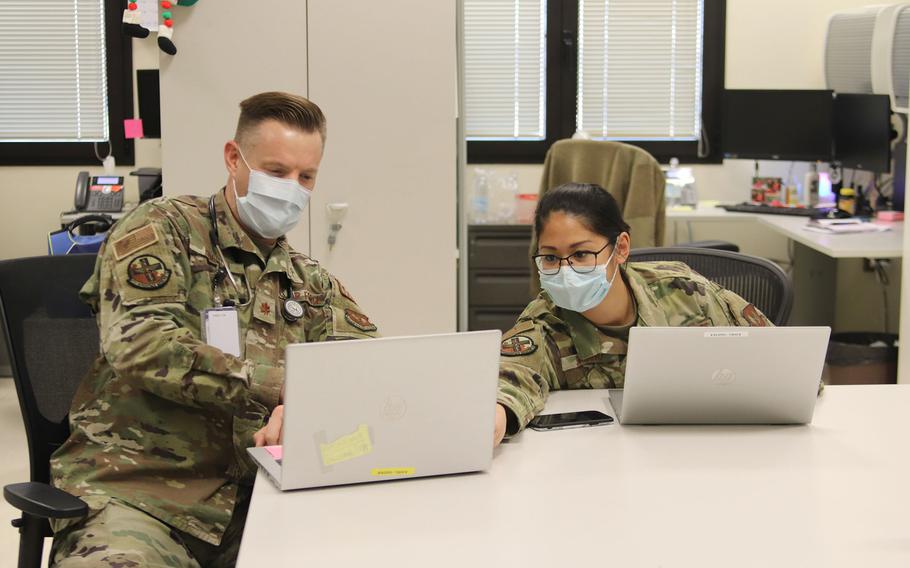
[160,0,458,335]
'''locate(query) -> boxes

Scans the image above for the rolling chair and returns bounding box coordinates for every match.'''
[628,247,793,326]
[0,255,99,568]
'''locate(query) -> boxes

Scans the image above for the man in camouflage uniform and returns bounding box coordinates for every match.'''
[496,261,773,438]
[49,92,379,567]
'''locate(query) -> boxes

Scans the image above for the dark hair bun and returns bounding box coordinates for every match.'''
[534,183,631,242]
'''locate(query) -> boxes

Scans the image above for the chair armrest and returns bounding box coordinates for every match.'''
[4,482,88,519]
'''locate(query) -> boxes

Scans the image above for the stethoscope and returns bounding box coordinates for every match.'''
[208,195,304,322]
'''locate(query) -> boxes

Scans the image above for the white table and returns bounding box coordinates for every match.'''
[667,203,903,259]
[237,386,910,568]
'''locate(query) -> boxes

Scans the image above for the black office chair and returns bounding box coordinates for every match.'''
[628,247,793,326]
[0,255,98,568]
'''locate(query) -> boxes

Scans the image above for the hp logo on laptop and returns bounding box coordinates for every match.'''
[381,396,408,420]
[711,368,737,386]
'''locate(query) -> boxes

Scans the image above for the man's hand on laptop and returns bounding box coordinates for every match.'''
[494,404,507,447]
[254,405,284,447]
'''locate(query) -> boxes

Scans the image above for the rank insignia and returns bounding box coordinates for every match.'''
[344,308,377,332]
[501,335,537,357]
[260,302,272,317]
[126,255,171,290]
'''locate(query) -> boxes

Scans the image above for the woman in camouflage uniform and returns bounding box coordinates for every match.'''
[493,183,772,445]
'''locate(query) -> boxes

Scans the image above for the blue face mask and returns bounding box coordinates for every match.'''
[539,249,619,312]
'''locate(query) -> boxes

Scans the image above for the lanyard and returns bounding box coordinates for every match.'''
[208,196,303,322]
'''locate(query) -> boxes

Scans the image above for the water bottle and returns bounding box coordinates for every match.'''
[472,169,490,223]
[664,158,682,207]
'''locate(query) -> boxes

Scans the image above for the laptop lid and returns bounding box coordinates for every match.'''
[618,326,831,424]
[275,330,501,489]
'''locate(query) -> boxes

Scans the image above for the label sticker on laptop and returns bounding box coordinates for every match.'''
[319,424,373,467]
[371,467,415,477]
[704,331,749,338]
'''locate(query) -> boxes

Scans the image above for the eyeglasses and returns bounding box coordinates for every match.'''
[533,242,611,275]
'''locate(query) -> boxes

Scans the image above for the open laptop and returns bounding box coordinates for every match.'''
[247,330,501,490]
[609,326,831,425]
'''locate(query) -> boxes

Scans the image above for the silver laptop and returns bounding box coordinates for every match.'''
[609,326,831,425]
[247,330,501,490]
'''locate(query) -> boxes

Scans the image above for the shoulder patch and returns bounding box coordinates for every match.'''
[344,308,377,332]
[501,335,538,357]
[112,224,159,260]
[126,255,172,290]
[741,303,769,327]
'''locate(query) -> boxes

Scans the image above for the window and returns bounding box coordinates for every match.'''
[463,0,547,141]
[465,0,725,164]
[0,0,134,166]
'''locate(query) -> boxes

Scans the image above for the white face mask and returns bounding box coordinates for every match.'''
[232,147,311,239]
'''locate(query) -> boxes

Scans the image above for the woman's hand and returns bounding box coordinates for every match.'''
[494,403,507,447]
[254,405,284,447]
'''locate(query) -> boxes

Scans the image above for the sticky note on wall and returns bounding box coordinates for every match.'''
[124,118,144,139]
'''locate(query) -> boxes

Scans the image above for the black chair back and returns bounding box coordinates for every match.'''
[0,255,99,485]
[628,247,793,326]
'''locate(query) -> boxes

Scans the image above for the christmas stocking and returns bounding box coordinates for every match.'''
[157,0,198,56]
[122,1,150,38]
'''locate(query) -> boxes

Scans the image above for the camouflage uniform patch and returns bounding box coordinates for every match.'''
[112,224,159,260]
[344,308,377,332]
[500,335,537,356]
[741,303,769,327]
[125,255,171,290]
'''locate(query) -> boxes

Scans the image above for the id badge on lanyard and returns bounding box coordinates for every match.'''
[202,307,242,357]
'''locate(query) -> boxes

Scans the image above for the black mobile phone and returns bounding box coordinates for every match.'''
[527,410,614,431]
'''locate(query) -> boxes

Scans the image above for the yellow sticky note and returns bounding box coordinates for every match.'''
[371,467,415,477]
[319,424,372,467]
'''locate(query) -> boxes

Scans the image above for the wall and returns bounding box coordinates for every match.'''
[0,39,162,260]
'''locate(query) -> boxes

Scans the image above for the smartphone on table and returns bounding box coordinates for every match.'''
[527,410,614,431]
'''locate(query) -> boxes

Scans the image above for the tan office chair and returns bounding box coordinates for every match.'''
[538,139,666,248]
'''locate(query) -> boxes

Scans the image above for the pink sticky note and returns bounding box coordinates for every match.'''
[124,118,144,139]
[265,445,283,460]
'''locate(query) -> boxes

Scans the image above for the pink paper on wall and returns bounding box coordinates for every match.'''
[124,118,144,139]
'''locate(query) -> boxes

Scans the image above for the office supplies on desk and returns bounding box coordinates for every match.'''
[718,203,828,217]
[804,218,891,234]
[247,331,501,490]
[611,326,830,425]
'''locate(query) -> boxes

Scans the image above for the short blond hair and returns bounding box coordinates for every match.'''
[235,91,327,145]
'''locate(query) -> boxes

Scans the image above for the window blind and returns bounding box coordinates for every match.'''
[578,0,704,140]
[464,0,546,140]
[0,0,109,142]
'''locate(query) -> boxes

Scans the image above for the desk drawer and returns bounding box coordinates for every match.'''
[468,226,532,270]
[469,271,534,307]
[468,307,525,333]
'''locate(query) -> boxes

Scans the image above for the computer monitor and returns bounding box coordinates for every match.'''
[722,90,835,162]
[833,93,892,173]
